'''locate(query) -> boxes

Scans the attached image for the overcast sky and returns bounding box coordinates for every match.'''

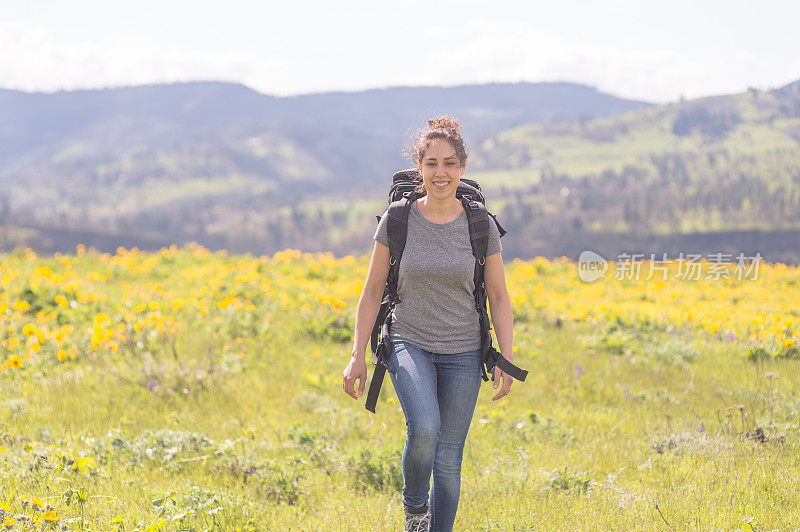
[2,0,799,103]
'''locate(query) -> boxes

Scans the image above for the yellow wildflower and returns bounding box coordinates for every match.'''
[94,312,110,326]
[54,294,68,309]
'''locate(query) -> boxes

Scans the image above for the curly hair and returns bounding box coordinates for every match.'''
[405,115,468,168]
[405,116,467,195]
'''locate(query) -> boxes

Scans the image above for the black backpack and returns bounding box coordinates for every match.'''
[364,168,528,413]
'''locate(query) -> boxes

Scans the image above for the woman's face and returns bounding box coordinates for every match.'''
[418,139,465,201]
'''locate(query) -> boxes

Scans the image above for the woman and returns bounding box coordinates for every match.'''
[342,116,516,532]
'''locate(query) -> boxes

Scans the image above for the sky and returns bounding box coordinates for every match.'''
[2,0,800,103]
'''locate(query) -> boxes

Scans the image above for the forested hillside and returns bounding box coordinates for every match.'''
[238,80,800,262]
[4,80,800,262]
[476,82,800,234]
[0,81,649,255]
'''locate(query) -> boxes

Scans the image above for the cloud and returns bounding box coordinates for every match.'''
[0,22,288,93]
[412,17,800,102]
[1,13,797,102]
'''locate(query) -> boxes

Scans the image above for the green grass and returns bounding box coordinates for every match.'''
[479,90,800,180]
[469,168,543,192]
[3,304,800,529]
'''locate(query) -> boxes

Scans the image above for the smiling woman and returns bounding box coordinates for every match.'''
[342,116,522,531]
[407,117,470,205]
[414,138,467,222]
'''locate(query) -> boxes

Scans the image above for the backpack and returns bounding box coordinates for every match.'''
[364,168,528,413]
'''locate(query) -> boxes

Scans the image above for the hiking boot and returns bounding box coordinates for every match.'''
[403,504,430,532]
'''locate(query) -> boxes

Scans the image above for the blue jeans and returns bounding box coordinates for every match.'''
[387,340,482,532]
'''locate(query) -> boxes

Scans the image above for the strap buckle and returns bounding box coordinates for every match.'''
[375,341,395,374]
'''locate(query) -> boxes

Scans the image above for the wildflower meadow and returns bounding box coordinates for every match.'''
[1,244,799,530]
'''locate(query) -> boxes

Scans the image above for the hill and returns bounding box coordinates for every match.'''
[6,79,800,263]
[0,81,649,254]
[0,80,647,182]
[464,80,800,262]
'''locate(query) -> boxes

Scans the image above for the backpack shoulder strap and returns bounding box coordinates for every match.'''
[387,197,412,263]
[459,197,528,383]
[460,196,490,263]
[365,194,414,414]
[386,195,414,299]
[369,195,413,359]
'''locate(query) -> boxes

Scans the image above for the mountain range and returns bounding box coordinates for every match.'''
[0,80,649,254]
[3,78,800,262]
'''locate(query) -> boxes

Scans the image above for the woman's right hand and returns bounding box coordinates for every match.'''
[342,353,368,399]
[343,241,389,401]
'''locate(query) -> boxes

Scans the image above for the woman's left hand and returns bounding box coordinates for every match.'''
[492,366,512,400]
[485,252,515,401]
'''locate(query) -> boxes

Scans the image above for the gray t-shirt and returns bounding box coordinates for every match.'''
[374,200,502,354]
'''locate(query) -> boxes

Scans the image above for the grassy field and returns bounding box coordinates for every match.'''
[1,246,799,530]
[479,92,800,180]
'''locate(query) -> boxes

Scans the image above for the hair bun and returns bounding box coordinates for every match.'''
[405,114,468,167]
[427,115,461,132]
